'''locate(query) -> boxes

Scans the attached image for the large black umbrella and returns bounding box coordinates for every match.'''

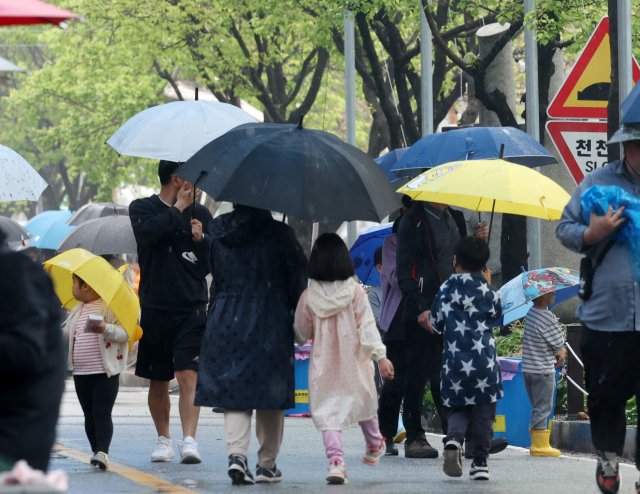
[58,215,136,255]
[176,121,400,222]
[67,202,129,226]
[0,216,31,243]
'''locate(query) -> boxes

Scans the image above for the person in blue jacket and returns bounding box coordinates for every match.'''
[429,236,502,481]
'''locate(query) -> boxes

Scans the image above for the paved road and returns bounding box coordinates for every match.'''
[52,383,638,493]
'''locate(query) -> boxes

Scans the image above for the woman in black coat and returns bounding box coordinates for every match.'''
[195,205,307,485]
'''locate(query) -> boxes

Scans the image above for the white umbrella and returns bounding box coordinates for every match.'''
[107,99,258,162]
[0,144,48,202]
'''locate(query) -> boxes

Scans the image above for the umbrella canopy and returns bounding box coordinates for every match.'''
[58,215,136,255]
[397,159,571,221]
[495,268,580,326]
[25,210,74,250]
[107,100,258,163]
[67,202,129,226]
[350,223,392,286]
[375,148,409,182]
[621,79,640,124]
[391,127,558,178]
[0,144,48,203]
[0,0,79,26]
[44,249,140,351]
[176,122,400,222]
[0,216,31,243]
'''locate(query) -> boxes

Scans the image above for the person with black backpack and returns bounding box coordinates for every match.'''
[556,127,640,494]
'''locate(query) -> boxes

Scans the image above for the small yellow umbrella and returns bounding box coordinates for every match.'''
[396,159,571,220]
[44,248,141,352]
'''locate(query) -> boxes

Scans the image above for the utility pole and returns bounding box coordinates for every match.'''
[420,2,433,137]
[345,12,358,248]
[618,0,633,111]
[524,0,542,271]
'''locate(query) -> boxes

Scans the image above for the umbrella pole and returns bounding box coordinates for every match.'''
[191,171,208,221]
[487,199,496,245]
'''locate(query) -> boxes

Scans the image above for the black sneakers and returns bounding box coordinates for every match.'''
[228,454,255,485]
[256,464,283,483]
[464,437,509,458]
[470,458,489,481]
[385,440,399,456]
[596,451,621,494]
[443,440,463,477]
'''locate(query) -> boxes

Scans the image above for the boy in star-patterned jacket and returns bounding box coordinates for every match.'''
[429,236,503,481]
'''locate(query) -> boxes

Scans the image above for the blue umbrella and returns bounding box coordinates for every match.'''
[349,223,393,286]
[25,210,75,250]
[374,148,409,182]
[621,80,640,124]
[391,127,558,178]
[494,267,580,326]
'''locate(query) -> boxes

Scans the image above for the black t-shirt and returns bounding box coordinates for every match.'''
[129,195,213,312]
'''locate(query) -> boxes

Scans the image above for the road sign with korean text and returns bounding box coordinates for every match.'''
[546,120,608,185]
[548,17,640,119]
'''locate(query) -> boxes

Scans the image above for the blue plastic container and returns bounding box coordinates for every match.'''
[493,358,560,447]
[285,357,310,416]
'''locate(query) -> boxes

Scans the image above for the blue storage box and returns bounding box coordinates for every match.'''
[285,351,311,416]
[494,358,561,447]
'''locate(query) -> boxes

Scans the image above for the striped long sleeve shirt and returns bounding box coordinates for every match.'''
[522,308,564,374]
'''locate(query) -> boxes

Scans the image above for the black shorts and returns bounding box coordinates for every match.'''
[135,308,207,382]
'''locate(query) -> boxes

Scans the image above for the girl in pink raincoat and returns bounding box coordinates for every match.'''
[294,233,394,485]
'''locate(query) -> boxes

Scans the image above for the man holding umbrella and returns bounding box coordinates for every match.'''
[557,125,640,494]
[129,160,213,464]
[395,200,489,458]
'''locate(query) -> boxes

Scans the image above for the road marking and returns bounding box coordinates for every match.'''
[53,444,199,493]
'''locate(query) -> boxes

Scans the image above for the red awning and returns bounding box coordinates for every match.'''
[0,0,80,26]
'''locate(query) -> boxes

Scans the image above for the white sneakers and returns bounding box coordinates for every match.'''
[326,460,348,484]
[151,436,175,462]
[179,436,202,464]
[151,436,202,463]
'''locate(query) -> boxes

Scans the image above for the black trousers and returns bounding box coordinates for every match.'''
[378,321,448,444]
[73,373,120,454]
[446,402,497,459]
[580,327,640,468]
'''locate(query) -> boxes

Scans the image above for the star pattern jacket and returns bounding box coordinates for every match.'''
[430,273,503,408]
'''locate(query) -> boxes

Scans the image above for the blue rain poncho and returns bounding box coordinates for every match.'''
[581,185,640,279]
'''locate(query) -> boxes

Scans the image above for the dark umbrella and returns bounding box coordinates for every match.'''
[176,120,400,222]
[57,216,136,255]
[0,216,31,243]
[67,202,129,226]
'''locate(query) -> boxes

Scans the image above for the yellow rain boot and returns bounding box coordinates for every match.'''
[529,428,561,457]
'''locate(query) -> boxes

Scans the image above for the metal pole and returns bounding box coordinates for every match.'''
[524,0,542,270]
[420,2,433,137]
[345,11,358,248]
[618,0,633,113]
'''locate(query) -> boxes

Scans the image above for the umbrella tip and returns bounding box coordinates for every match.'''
[297,114,305,130]
[499,143,505,159]
[195,87,198,101]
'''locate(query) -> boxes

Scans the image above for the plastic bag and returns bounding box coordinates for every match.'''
[581,185,640,280]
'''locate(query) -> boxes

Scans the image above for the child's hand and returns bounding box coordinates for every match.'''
[89,320,106,334]
[555,347,566,368]
[378,358,394,380]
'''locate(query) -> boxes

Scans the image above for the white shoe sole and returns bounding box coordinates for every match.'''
[151,453,175,462]
[326,474,348,485]
[229,465,255,485]
[256,475,282,483]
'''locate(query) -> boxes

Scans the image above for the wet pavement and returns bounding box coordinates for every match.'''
[51,383,639,493]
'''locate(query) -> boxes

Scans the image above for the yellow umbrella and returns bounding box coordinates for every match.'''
[44,248,141,352]
[396,159,571,220]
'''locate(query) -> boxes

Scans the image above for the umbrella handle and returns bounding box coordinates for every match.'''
[487,199,496,245]
[191,171,208,222]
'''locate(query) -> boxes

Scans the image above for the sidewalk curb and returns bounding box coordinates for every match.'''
[550,420,637,460]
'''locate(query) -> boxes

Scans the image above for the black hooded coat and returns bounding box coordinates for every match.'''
[195,207,308,410]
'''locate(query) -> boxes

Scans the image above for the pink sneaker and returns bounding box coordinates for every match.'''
[326,460,348,484]
[362,440,386,466]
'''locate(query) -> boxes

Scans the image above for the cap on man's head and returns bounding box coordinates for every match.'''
[158,160,181,185]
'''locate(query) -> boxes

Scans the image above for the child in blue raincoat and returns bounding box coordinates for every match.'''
[429,236,502,482]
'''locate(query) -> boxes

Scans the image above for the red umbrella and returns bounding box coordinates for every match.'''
[0,0,79,26]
